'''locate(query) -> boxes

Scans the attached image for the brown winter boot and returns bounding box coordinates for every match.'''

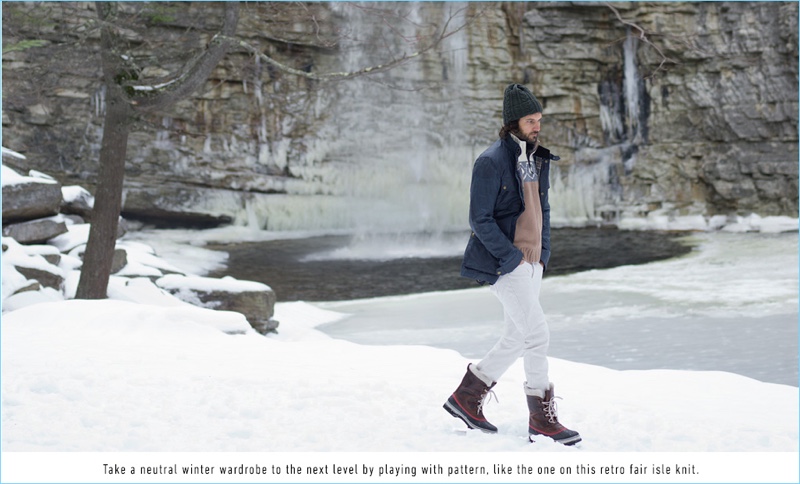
[443,364,498,433]
[527,383,581,445]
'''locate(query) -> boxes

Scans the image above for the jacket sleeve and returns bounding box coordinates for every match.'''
[468,156,523,274]
[540,186,551,271]
[534,145,555,272]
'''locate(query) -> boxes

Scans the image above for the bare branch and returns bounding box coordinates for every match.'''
[222,5,470,83]
[125,2,240,110]
[229,35,415,81]
[605,2,679,78]
[252,30,339,51]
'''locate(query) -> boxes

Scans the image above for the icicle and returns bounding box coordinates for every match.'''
[599,104,624,143]
[254,56,263,108]
[623,28,640,142]
[93,86,106,118]
[550,144,629,226]
[156,116,172,148]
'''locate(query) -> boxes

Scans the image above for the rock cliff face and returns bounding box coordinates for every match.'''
[525,1,799,223]
[3,2,797,230]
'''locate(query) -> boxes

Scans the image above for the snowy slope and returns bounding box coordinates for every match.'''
[2,296,798,483]
[1,219,797,483]
[3,298,797,454]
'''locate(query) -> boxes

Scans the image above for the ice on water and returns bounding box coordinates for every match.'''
[318,231,798,385]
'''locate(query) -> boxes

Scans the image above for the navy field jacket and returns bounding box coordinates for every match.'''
[460,135,557,285]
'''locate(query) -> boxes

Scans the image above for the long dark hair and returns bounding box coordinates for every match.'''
[498,120,519,139]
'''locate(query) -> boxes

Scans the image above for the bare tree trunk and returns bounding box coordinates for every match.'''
[75,85,130,299]
[75,3,133,299]
[75,1,240,299]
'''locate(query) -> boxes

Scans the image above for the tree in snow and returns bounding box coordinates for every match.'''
[3,2,471,299]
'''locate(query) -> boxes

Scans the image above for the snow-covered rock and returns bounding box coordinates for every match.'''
[157,274,278,334]
[1,163,281,334]
[2,215,68,244]
[1,165,62,222]
[60,185,94,219]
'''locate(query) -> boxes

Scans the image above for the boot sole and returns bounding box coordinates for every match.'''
[529,432,582,446]
[443,400,498,434]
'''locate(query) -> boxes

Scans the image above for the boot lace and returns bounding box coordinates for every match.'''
[543,396,562,424]
[477,389,498,414]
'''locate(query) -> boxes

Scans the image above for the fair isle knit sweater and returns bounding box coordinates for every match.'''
[510,134,543,265]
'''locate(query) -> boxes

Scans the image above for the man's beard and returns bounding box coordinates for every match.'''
[513,129,539,150]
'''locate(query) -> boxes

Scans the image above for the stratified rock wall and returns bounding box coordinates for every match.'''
[3,2,797,229]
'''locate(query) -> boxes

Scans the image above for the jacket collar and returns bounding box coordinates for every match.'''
[502,134,555,162]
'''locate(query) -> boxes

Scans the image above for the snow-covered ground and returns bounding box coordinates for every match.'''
[2,296,798,482]
[1,154,797,484]
[2,227,799,483]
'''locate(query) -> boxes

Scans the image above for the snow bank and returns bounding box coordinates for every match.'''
[157,274,272,293]
[1,165,59,187]
[618,211,799,234]
[1,295,797,482]
[1,146,26,160]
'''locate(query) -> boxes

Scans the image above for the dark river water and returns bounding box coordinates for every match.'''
[210,228,693,302]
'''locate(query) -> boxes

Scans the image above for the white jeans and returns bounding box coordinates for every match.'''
[475,262,550,395]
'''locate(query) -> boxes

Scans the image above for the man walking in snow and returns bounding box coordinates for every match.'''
[443,83,581,446]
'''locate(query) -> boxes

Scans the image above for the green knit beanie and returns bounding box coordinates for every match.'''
[502,83,542,125]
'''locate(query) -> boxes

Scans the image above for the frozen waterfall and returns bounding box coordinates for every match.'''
[229,13,646,234]
[550,28,644,226]
[232,3,476,234]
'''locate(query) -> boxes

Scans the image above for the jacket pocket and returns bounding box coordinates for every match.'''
[494,181,521,218]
